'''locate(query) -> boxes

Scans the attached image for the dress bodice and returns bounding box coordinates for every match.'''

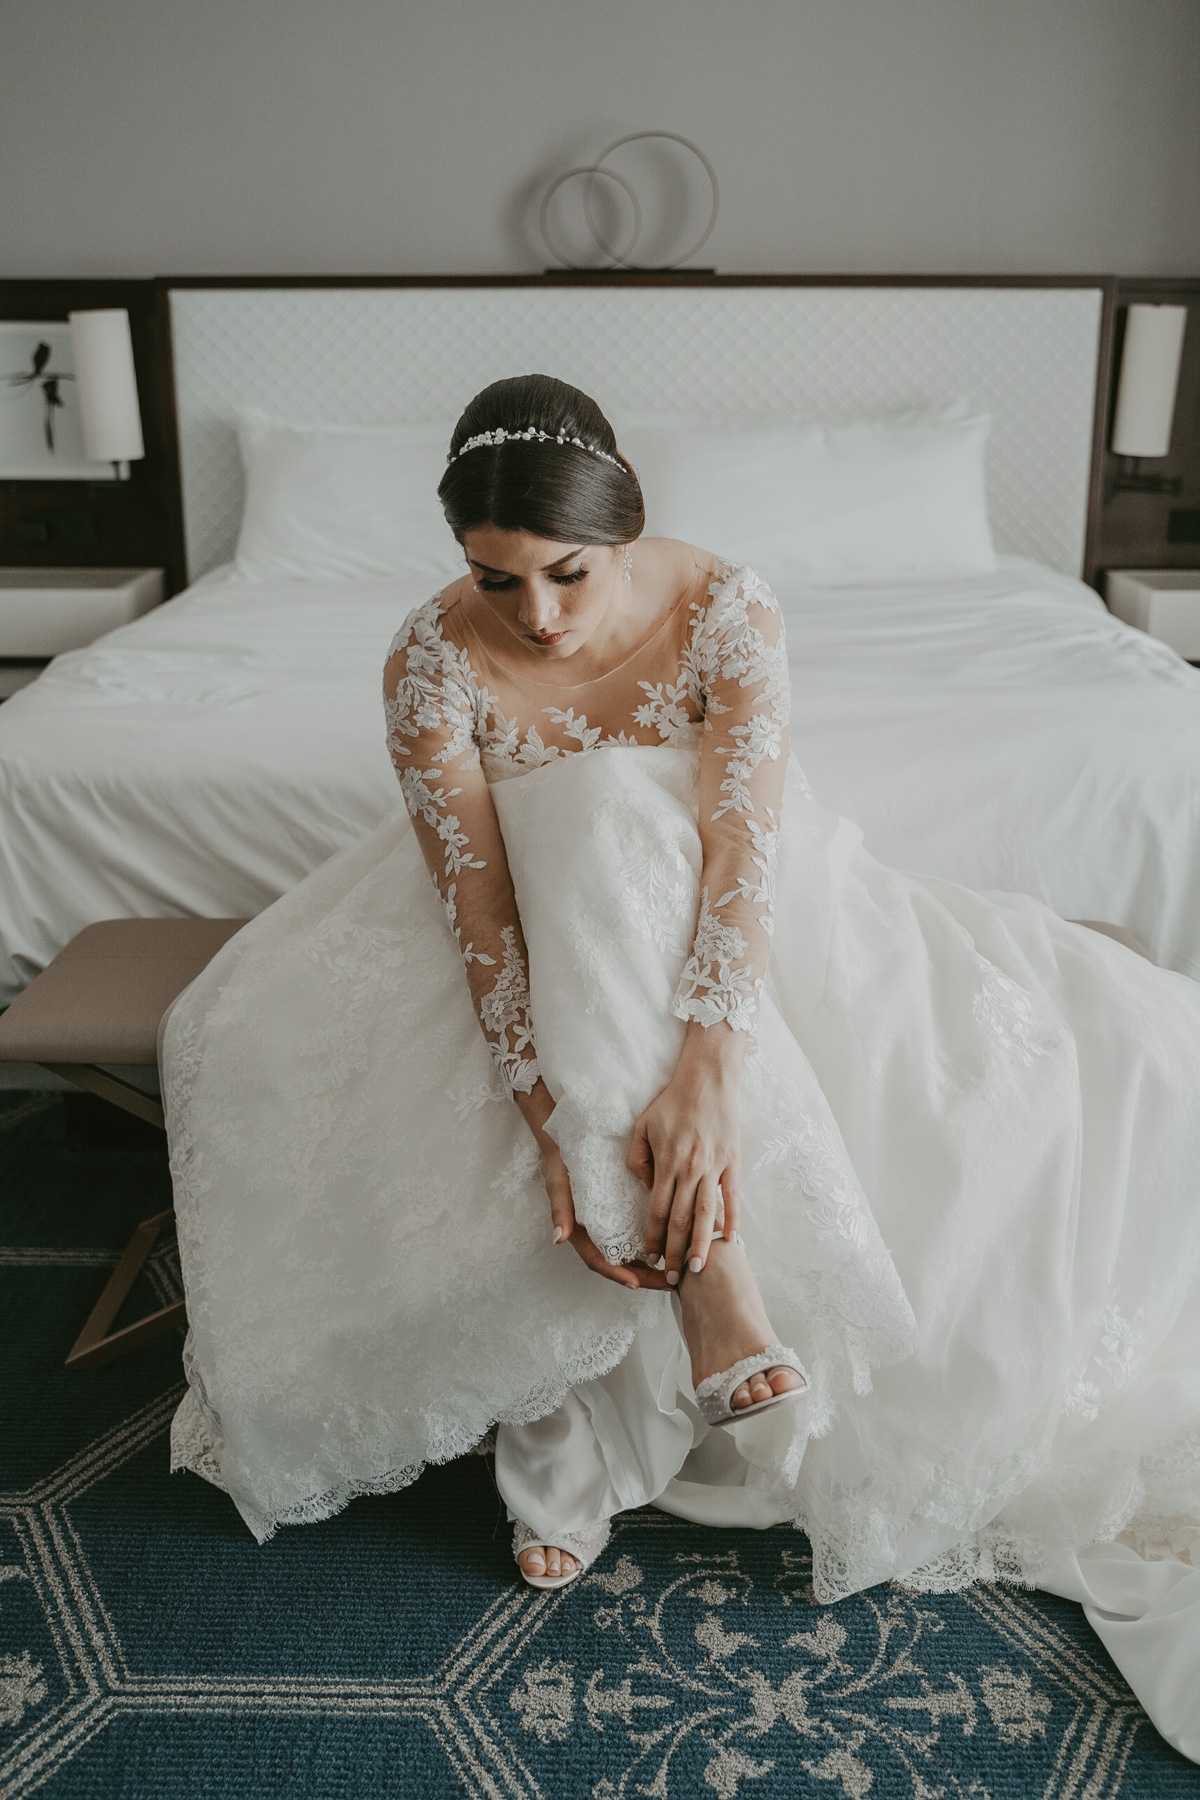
[460,578,702,781]
[383,564,790,1093]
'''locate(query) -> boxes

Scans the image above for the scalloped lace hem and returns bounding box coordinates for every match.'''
[802,1448,1200,1606]
[171,1319,642,1543]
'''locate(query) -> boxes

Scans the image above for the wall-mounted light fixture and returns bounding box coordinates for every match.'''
[1106,303,1188,501]
[68,308,145,480]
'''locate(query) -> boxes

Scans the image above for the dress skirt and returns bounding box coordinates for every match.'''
[162,744,1200,1756]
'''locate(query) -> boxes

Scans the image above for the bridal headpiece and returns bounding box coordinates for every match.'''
[449,427,625,470]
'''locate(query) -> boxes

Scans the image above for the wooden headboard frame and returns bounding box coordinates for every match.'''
[153,272,1122,592]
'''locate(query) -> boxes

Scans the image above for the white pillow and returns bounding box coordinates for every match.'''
[233,412,464,583]
[620,412,996,585]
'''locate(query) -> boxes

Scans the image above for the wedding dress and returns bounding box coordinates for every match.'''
[163,564,1200,1758]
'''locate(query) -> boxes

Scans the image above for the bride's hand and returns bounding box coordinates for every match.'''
[627,1023,746,1285]
[517,1078,669,1291]
[544,1141,669,1291]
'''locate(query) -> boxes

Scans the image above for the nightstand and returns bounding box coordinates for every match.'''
[0,567,164,699]
[1105,569,1200,661]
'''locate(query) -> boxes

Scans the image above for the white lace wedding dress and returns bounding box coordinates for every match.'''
[163,564,1200,1757]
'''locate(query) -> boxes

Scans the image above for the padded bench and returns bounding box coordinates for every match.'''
[0,918,248,1369]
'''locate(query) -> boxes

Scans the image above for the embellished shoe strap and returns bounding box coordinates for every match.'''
[694,1344,808,1424]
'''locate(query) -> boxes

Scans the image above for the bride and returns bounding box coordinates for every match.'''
[165,375,1200,1756]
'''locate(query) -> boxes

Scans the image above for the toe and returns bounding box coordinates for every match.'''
[730,1380,752,1410]
[545,1548,562,1578]
[768,1365,805,1396]
[748,1371,773,1404]
[519,1546,547,1576]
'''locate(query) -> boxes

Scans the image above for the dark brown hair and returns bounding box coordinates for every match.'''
[438,374,645,545]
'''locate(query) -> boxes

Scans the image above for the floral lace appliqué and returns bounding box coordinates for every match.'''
[621,840,696,957]
[754,1116,871,1249]
[1064,1294,1146,1421]
[972,962,1055,1069]
[480,927,540,1093]
[718,813,779,940]
[385,599,540,1094]
[384,602,477,767]
[633,675,696,740]
[670,566,789,1034]
[671,891,759,1033]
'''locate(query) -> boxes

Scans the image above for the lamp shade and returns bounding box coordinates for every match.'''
[1110,303,1188,459]
[68,308,145,465]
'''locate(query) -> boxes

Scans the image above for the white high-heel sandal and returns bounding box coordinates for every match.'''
[694,1343,809,1428]
[689,1231,809,1429]
[513,1520,610,1591]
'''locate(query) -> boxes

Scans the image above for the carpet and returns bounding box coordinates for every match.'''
[2,1089,1197,1799]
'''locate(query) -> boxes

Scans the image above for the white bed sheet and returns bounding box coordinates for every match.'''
[1,555,1198,1008]
[0,567,405,1005]
[782,556,1200,977]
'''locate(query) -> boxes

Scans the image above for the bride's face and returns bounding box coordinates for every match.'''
[462,526,624,660]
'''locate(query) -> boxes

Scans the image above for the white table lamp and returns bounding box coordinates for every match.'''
[68,308,145,478]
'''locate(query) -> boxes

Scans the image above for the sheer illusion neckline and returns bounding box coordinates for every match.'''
[455,583,695,693]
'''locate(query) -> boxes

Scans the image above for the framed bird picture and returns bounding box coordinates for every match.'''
[0,321,119,479]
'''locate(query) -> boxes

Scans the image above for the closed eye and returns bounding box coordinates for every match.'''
[475,567,588,593]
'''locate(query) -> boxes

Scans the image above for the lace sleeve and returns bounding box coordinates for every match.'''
[672,565,789,1035]
[383,598,540,1094]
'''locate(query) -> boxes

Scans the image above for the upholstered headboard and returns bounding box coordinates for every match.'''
[164,278,1107,583]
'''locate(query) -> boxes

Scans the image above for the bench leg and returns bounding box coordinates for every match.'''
[65,1209,186,1371]
[41,1061,165,1129]
[36,1063,185,1370]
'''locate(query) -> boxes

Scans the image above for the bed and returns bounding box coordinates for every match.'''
[2,546,1197,1007]
[3,276,1197,1011]
[0,565,403,1002]
[783,555,1200,978]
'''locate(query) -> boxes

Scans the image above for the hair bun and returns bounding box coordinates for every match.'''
[438,375,644,547]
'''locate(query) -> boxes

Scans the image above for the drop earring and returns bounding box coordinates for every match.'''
[622,545,633,582]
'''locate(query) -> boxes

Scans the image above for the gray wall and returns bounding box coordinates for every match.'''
[2,0,1196,278]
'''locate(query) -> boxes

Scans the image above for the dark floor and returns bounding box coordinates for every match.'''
[2,1089,1197,1798]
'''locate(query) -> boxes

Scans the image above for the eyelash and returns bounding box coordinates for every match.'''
[476,568,588,593]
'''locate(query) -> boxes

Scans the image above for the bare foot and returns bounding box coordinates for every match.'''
[518,1544,579,1582]
[679,1237,804,1412]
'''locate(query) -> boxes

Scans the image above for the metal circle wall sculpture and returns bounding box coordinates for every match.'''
[539,132,720,272]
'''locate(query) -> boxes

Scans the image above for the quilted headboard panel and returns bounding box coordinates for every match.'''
[168,282,1104,582]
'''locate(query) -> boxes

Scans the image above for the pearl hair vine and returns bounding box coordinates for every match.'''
[448,426,625,469]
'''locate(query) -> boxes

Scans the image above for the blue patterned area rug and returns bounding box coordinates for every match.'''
[2,1090,1198,1799]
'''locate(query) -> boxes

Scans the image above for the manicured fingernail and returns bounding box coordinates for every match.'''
[667,1269,679,1286]
[689,1256,703,1274]
[553,1226,564,1243]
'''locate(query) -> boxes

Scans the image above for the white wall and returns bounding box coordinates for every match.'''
[1,0,1196,278]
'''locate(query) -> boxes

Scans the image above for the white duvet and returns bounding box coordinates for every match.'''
[1,555,1197,1005]
[784,558,1200,977]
